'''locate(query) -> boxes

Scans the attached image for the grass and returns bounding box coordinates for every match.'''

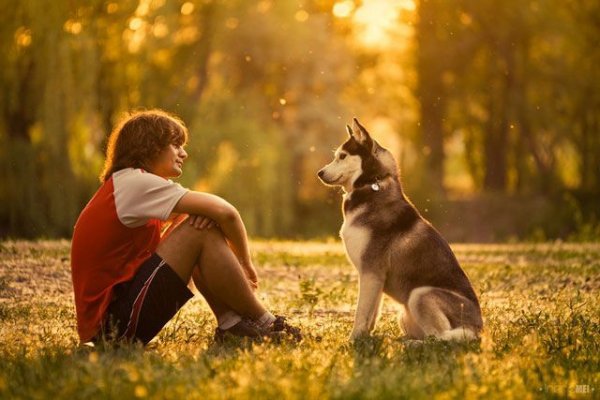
[0,239,599,399]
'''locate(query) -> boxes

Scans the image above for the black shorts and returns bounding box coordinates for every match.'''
[98,253,194,345]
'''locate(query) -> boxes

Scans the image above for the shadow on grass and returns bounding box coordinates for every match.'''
[349,334,482,366]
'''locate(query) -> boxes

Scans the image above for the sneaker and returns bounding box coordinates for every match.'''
[268,315,303,342]
[214,318,263,343]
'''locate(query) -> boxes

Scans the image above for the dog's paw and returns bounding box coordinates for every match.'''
[349,330,370,342]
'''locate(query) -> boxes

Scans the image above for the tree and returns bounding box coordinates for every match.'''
[415,0,450,193]
[187,0,353,236]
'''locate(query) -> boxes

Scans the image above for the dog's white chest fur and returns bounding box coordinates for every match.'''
[340,206,370,270]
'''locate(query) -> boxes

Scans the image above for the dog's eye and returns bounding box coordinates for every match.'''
[339,153,347,160]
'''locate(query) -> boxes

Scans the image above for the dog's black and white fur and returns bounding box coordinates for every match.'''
[318,118,483,340]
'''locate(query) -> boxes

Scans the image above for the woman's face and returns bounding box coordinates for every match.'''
[148,143,188,178]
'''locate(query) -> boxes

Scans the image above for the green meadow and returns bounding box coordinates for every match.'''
[0,240,598,399]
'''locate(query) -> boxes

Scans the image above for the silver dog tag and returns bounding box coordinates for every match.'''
[371,182,380,191]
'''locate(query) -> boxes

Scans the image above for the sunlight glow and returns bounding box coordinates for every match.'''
[295,9,309,22]
[15,27,32,47]
[129,17,144,31]
[135,0,151,17]
[106,3,118,14]
[152,17,169,38]
[64,20,83,35]
[334,0,416,48]
[181,2,195,16]
[257,1,272,14]
[332,1,355,18]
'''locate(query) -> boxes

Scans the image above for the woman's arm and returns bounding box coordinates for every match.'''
[172,191,258,286]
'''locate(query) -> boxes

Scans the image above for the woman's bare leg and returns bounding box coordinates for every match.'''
[155,219,266,319]
[191,269,230,318]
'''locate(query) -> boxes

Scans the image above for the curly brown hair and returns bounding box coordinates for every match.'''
[99,109,188,182]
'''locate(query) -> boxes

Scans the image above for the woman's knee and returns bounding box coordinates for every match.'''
[156,223,227,282]
[165,218,226,246]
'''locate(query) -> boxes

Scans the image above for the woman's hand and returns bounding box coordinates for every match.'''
[240,260,259,290]
[174,192,254,286]
[188,214,216,230]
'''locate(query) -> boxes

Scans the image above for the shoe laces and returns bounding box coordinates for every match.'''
[240,317,262,330]
[273,315,302,338]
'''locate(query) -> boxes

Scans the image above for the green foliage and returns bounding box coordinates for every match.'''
[0,0,354,238]
[1,240,599,398]
[416,0,600,194]
[564,193,600,242]
[298,276,323,314]
[0,0,598,239]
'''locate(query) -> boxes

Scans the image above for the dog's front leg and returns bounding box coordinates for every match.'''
[350,273,384,340]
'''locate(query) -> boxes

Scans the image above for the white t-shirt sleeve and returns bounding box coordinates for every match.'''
[113,168,189,228]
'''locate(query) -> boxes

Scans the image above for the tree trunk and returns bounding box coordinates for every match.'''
[483,98,508,191]
[483,40,515,191]
[416,0,446,194]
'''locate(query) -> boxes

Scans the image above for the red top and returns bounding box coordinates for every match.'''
[70,169,187,342]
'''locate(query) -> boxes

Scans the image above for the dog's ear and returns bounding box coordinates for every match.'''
[352,118,375,151]
[346,124,354,138]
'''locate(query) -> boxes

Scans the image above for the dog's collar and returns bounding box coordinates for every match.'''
[354,174,391,193]
[371,178,381,192]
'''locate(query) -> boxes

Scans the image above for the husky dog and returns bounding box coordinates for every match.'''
[317,118,483,341]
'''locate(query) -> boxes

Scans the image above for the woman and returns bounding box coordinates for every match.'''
[71,109,300,345]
